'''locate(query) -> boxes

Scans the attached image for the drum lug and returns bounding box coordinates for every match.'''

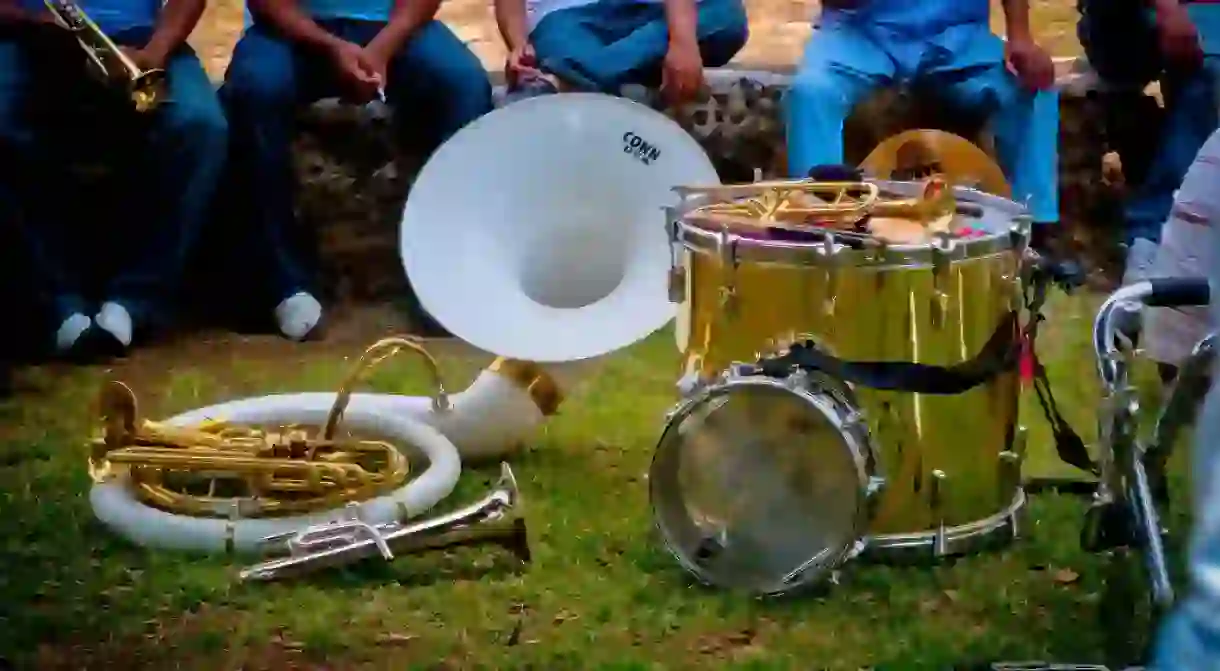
[715,232,739,318]
[930,289,950,329]
[998,451,1022,516]
[929,469,949,557]
[929,233,956,330]
[667,266,687,303]
[817,234,842,318]
[665,207,687,304]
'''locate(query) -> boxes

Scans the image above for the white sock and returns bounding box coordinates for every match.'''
[275,292,323,341]
[95,302,133,347]
[55,313,92,352]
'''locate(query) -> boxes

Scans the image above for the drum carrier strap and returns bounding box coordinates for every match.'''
[742,260,1095,475]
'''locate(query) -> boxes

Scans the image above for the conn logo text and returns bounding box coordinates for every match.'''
[623,131,661,166]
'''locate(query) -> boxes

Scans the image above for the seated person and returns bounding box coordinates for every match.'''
[220,0,494,340]
[0,0,227,357]
[1078,0,1220,284]
[786,0,1060,243]
[494,0,749,107]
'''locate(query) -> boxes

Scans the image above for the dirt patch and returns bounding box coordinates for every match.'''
[190,0,1085,81]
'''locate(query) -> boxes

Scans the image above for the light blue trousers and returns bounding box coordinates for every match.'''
[1151,128,1220,669]
[529,0,749,93]
[785,19,1059,224]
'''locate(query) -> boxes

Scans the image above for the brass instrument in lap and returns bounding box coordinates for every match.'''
[651,133,1038,594]
[43,0,166,112]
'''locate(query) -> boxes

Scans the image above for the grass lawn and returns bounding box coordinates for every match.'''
[0,290,1191,669]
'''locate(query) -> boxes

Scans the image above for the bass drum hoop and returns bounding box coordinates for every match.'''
[650,372,880,595]
[673,181,1028,269]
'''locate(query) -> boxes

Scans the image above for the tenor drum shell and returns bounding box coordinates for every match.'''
[672,181,1028,557]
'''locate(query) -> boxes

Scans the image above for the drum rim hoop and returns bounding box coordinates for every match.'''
[672,180,1029,269]
[648,375,878,594]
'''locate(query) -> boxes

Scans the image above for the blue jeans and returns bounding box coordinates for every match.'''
[0,28,227,327]
[1079,0,1220,246]
[1150,128,1220,669]
[219,20,493,305]
[529,0,748,93]
[785,18,1060,224]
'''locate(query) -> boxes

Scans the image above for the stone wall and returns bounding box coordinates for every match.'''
[297,66,1164,303]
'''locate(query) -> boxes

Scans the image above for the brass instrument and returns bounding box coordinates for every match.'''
[88,337,441,518]
[240,463,530,581]
[43,0,167,112]
[677,177,962,243]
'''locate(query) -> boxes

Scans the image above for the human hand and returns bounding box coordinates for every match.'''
[505,42,541,87]
[119,45,167,71]
[1155,4,1204,69]
[1005,37,1055,91]
[328,40,382,103]
[661,38,704,106]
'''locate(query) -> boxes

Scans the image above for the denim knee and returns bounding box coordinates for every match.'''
[699,0,748,67]
[220,33,298,113]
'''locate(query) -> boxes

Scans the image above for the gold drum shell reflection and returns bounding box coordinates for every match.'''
[658,179,1031,575]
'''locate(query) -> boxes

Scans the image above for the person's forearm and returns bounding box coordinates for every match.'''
[663,0,698,46]
[494,0,529,50]
[369,0,442,54]
[1000,0,1033,43]
[143,0,205,61]
[1150,0,1182,13]
[249,0,342,51]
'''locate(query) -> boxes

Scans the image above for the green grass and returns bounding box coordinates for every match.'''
[0,291,1190,669]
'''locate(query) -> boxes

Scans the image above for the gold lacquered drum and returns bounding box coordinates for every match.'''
[668,179,1029,558]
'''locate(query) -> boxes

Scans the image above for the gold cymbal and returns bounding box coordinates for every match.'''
[860,129,1012,198]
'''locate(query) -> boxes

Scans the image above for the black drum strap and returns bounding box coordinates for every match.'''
[746,264,1095,475]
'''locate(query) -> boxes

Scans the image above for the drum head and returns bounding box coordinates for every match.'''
[650,378,874,595]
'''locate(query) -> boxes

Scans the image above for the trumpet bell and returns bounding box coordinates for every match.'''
[400,93,720,363]
[239,463,531,581]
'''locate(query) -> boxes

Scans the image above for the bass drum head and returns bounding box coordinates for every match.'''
[650,378,874,595]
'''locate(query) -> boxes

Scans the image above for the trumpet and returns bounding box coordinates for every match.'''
[240,463,531,582]
[43,0,167,112]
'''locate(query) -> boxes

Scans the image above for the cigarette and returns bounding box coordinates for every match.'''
[377,86,386,103]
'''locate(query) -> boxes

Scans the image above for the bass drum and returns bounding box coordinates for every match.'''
[650,368,883,595]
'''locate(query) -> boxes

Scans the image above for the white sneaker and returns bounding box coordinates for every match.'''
[54,313,92,353]
[275,291,323,341]
[95,302,133,348]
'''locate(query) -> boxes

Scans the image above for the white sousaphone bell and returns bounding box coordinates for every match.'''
[89,93,722,554]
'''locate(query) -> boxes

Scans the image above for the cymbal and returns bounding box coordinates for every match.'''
[860,129,1012,198]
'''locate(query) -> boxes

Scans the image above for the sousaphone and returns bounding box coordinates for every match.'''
[87,93,721,557]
